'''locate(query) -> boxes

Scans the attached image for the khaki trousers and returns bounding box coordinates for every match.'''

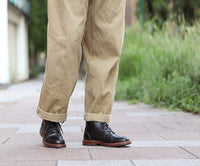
[37,0,126,122]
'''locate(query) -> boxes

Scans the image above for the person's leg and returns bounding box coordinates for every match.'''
[82,0,131,147]
[37,0,88,122]
[37,0,88,148]
[83,0,126,122]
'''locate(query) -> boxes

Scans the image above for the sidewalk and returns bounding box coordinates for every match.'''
[0,76,200,166]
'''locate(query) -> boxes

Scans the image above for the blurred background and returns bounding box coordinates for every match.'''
[0,0,200,114]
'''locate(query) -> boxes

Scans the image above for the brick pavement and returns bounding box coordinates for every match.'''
[0,76,200,166]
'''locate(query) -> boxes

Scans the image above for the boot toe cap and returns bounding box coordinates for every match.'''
[45,135,65,145]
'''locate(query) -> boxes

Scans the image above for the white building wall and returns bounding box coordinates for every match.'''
[0,1,29,84]
[0,0,9,84]
[8,22,18,82]
[16,16,29,81]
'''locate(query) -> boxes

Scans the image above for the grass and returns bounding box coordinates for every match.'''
[116,22,200,114]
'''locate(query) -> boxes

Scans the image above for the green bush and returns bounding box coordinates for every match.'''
[29,64,45,78]
[116,22,200,114]
[140,0,200,24]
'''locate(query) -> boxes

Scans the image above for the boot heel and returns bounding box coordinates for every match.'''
[83,140,99,146]
[40,129,43,137]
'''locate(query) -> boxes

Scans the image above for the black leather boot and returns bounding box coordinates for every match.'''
[83,121,131,147]
[40,120,66,148]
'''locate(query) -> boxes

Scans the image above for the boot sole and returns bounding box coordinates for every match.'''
[82,140,131,147]
[43,140,66,148]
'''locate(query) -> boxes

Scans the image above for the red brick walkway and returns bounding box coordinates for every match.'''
[0,76,200,166]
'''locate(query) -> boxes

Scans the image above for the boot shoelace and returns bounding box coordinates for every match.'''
[102,122,115,134]
[46,122,64,134]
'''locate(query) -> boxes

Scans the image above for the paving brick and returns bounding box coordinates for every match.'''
[89,147,196,160]
[130,141,200,147]
[57,160,132,166]
[126,133,165,141]
[0,161,57,166]
[181,147,200,158]
[16,125,81,133]
[155,129,200,140]
[0,148,90,162]
[0,124,81,133]
[0,128,17,148]
[132,159,200,166]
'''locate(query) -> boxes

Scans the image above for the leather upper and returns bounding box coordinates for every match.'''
[40,120,65,144]
[84,121,130,143]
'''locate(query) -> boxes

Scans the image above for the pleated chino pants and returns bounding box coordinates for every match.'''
[37,0,126,122]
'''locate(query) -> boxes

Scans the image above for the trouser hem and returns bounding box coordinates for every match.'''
[37,106,67,122]
[84,113,111,122]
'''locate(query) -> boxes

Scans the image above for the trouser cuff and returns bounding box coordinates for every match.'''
[37,106,67,122]
[84,113,111,122]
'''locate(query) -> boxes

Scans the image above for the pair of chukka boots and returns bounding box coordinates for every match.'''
[40,120,131,148]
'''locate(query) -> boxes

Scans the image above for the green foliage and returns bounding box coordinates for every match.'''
[141,0,200,23]
[29,0,48,57]
[116,22,200,114]
[29,64,45,78]
[175,0,200,20]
